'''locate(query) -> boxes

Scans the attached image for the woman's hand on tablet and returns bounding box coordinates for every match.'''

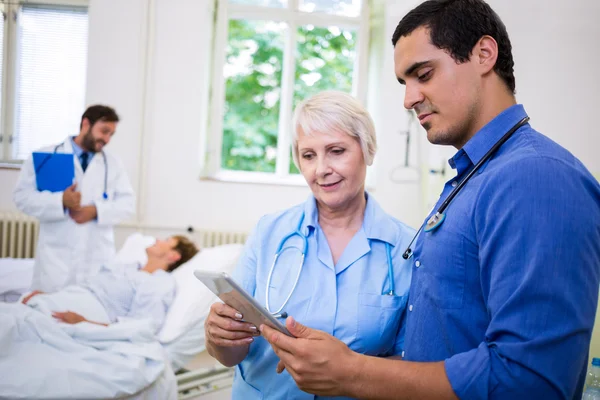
[205,302,260,367]
[205,302,260,347]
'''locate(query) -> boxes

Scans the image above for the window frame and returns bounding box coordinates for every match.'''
[0,0,89,165]
[203,0,371,185]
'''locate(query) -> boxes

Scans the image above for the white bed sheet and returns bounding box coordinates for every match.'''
[0,257,209,371]
[164,316,207,371]
[0,257,34,302]
[125,356,177,400]
[0,254,234,378]
[0,302,177,399]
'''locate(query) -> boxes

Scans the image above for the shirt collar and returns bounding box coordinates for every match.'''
[449,104,529,174]
[70,136,84,157]
[300,192,399,246]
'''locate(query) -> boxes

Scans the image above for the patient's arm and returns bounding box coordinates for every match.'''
[22,290,44,304]
[52,311,108,327]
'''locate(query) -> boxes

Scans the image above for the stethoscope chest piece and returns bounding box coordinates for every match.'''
[424,212,446,232]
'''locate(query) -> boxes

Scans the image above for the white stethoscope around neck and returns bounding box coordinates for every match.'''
[265,211,396,319]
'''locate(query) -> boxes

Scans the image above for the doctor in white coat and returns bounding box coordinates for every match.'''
[13,105,135,292]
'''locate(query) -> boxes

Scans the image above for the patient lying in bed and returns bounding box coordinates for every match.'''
[22,235,199,333]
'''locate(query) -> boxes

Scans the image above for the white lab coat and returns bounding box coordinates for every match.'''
[13,137,135,292]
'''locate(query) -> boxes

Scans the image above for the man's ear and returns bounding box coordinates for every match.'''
[81,117,91,132]
[473,35,498,75]
[169,251,182,264]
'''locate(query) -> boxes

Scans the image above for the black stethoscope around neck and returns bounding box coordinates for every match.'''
[35,141,109,200]
[402,116,530,260]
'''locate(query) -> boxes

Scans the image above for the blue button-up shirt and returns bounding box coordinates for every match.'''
[403,105,600,399]
[232,193,415,399]
[70,136,94,167]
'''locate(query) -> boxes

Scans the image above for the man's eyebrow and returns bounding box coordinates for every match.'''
[397,60,432,85]
[405,60,431,77]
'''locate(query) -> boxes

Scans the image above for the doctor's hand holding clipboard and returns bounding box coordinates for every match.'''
[62,184,81,211]
[32,151,95,224]
[61,183,99,224]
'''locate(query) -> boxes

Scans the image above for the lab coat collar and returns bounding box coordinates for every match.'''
[59,136,75,154]
[300,192,398,246]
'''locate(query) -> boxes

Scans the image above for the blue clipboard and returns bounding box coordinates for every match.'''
[32,152,75,192]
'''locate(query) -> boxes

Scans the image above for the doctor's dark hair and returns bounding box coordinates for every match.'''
[80,105,120,129]
[391,0,516,94]
[168,235,199,272]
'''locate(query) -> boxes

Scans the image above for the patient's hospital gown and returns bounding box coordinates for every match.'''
[83,262,176,332]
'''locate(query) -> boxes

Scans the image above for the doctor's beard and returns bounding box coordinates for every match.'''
[81,129,105,153]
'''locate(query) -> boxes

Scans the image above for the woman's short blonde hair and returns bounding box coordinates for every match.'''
[291,90,377,169]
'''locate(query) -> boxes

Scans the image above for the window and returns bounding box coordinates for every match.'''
[205,0,370,184]
[0,1,88,163]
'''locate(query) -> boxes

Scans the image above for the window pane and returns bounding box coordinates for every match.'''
[13,6,88,160]
[289,150,300,174]
[229,0,287,8]
[221,20,284,173]
[290,25,357,174]
[299,0,362,17]
[294,25,356,105]
[0,12,4,132]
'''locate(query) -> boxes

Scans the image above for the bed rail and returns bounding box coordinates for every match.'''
[176,366,234,399]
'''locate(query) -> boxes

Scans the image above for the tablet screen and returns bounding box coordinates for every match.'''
[194,271,293,337]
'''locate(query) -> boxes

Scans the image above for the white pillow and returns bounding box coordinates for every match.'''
[158,243,244,343]
[113,233,156,266]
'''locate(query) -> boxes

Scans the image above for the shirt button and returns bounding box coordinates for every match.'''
[451,181,458,188]
[401,350,405,358]
[409,304,413,312]
[415,260,421,268]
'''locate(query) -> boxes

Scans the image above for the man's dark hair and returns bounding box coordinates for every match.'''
[80,105,120,129]
[391,0,516,93]
[168,235,200,272]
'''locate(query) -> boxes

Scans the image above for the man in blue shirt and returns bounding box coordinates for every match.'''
[261,0,600,398]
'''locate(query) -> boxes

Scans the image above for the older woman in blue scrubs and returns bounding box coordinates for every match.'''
[204,90,415,399]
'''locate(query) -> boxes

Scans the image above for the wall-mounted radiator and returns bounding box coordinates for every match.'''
[117,224,249,249]
[0,211,39,258]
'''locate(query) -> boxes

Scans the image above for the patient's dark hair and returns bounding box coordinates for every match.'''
[391,0,516,93]
[168,235,199,272]
[80,105,120,129]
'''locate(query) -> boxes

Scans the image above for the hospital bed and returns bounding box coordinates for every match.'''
[0,233,244,399]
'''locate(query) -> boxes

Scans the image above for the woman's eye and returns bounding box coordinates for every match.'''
[331,148,345,155]
[418,70,432,82]
[302,153,314,160]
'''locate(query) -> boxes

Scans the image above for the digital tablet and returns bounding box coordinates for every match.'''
[194,270,293,337]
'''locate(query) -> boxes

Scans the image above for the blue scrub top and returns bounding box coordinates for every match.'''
[232,193,415,399]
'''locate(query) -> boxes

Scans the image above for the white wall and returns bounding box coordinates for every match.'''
[1,0,599,237]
